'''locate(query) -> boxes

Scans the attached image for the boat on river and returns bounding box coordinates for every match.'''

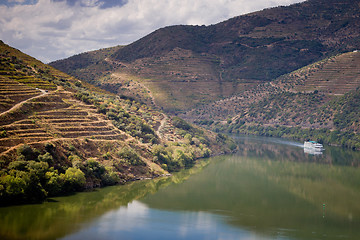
[304,141,324,151]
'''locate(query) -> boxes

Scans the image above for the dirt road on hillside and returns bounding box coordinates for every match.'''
[0,89,48,118]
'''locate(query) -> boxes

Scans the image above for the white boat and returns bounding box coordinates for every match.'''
[304,141,324,151]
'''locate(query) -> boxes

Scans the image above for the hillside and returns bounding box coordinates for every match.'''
[0,41,235,205]
[183,51,360,149]
[51,0,360,113]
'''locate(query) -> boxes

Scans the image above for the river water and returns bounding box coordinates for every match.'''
[1,135,359,240]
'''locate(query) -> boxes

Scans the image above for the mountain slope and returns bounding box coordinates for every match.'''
[50,0,360,112]
[0,41,235,205]
[184,51,360,149]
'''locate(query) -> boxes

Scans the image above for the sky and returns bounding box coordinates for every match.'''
[0,0,304,63]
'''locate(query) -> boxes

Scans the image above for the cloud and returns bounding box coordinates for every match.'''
[0,0,304,63]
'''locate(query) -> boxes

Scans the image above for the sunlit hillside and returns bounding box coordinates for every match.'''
[0,41,235,205]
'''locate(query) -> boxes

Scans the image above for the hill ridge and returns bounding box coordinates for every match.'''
[50,0,360,113]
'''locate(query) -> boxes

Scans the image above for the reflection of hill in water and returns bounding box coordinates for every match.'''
[1,136,359,240]
[0,161,209,240]
[142,137,360,240]
[234,135,360,167]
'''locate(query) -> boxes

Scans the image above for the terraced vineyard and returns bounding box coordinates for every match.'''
[278,51,360,95]
[0,77,42,112]
[0,89,133,156]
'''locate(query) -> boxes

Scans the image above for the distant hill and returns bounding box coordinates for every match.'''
[184,51,360,149]
[51,0,360,112]
[0,41,234,205]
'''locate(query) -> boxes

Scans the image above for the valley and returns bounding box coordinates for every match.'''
[50,0,360,149]
[1,0,360,206]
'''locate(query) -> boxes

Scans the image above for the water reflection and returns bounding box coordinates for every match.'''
[141,136,360,240]
[63,200,274,240]
[303,147,323,155]
[233,135,360,167]
[1,136,359,240]
[0,160,209,240]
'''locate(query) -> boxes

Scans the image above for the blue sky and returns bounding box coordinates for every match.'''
[0,0,304,63]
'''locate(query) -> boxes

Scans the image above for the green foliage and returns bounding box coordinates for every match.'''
[69,155,83,168]
[152,144,201,172]
[116,147,145,166]
[172,117,192,130]
[44,170,64,196]
[184,133,193,144]
[82,159,106,179]
[16,144,39,161]
[75,91,92,104]
[97,101,158,143]
[8,161,28,171]
[0,130,7,138]
[0,143,124,204]
[38,152,54,164]
[68,144,76,151]
[102,152,111,160]
[332,90,360,131]
[63,167,86,192]
[102,167,120,185]
[0,160,49,204]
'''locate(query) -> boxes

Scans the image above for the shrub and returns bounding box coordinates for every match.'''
[63,167,86,192]
[0,169,47,204]
[45,143,55,153]
[38,152,53,164]
[16,144,39,161]
[69,155,82,168]
[116,147,145,166]
[8,161,28,171]
[45,170,64,196]
[101,167,120,186]
[172,117,192,130]
[83,159,105,179]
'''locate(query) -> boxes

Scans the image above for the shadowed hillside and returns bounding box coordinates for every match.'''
[50,0,360,113]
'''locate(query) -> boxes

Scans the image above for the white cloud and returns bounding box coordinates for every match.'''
[0,0,304,63]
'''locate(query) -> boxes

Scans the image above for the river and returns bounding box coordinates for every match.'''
[1,135,359,240]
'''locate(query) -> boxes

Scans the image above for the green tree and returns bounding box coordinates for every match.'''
[63,167,86,192]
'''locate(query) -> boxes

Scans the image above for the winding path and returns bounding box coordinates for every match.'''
[0,89,49,117]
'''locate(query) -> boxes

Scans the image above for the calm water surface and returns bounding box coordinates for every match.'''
[1,136,360,240]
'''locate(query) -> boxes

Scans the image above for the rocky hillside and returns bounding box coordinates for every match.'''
[51,0,360,113]
[0,41,235,205]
